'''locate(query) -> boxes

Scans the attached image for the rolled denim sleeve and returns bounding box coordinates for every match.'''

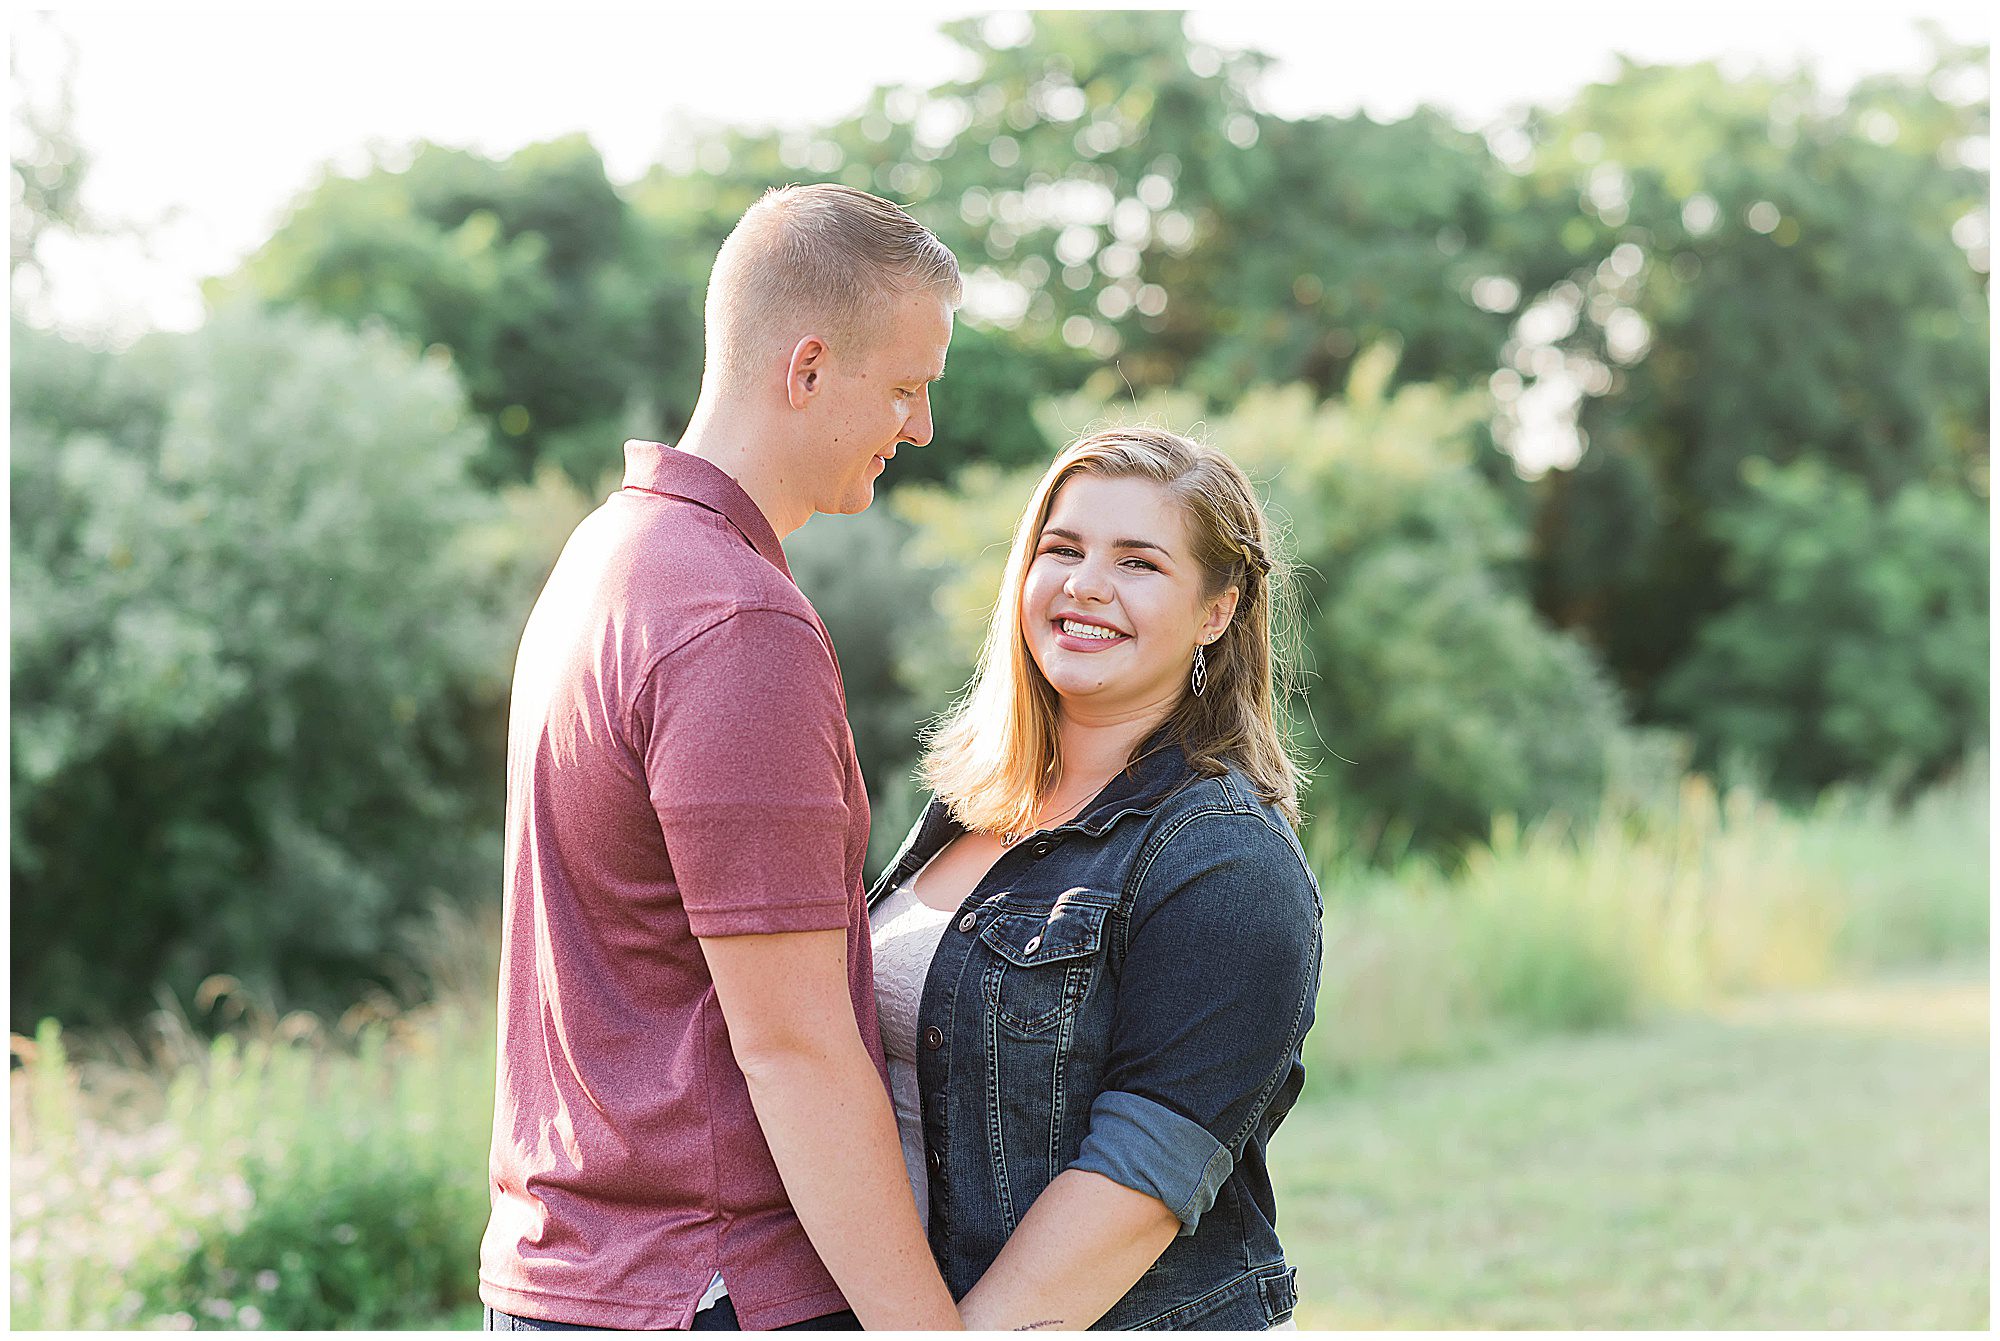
[1069,807,1322,1234]
[1071,1089,1233,1231]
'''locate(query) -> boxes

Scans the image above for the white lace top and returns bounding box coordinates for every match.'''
[868,865,954,1230]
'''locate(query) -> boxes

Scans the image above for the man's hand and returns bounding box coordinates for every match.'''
[700,927,962,1331]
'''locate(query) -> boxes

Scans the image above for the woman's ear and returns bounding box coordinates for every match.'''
[1200,586,1240,644]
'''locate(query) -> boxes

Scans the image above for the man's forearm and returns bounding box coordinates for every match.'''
[739,1037,963,1330]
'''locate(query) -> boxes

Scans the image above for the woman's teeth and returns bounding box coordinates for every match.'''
[1061,619,1122,640]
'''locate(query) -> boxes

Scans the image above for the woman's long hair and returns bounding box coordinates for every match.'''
[920,426,1305,832]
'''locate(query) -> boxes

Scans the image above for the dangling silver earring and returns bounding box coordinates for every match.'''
[1191,643,1208,697]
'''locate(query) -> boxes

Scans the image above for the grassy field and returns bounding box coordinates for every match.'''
[1276,965,1990,1329]
[10,767,1984,1329]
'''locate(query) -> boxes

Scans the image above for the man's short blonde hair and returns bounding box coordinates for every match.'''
[705,183,962,384]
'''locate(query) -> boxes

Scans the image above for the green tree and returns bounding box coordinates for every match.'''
[1496,42,1989,727]
[642,12,1515,403]
[10,306,511,1027]
[1656,460,1988,797]
[221,137,688,486]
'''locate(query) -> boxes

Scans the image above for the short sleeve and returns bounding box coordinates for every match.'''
[639,605,855,938]
[1069,809,1322,1232]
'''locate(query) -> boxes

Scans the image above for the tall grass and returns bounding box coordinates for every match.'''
[1304,760,1989,1082]
[8,763,1987,1327]
[9,978,494,1330]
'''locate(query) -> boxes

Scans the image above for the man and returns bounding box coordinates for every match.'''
[479,184,961,1331]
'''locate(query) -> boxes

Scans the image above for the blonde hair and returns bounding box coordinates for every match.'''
[921,427,1305,832]
[705,183,961,387]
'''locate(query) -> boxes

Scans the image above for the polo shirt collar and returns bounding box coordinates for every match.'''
[621,439,791,580]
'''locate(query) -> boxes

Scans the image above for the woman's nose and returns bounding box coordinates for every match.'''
[1065,564,1112,602]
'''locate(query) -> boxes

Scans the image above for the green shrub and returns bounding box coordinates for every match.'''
[1657,460,1988,799]
[10,994,493,1330]
[10,308,515,1029]
[161,1048,488,1328]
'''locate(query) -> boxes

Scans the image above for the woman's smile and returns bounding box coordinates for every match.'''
[1052,615,1131,650]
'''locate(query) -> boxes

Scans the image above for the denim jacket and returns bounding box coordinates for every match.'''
[865,731,1324,1330]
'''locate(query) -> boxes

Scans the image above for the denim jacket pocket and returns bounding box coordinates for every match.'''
[979,889,1113,1037]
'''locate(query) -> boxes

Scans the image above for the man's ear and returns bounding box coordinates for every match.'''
[785,336,828,410]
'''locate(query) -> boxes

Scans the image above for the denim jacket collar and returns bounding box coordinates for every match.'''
[1068,721,1198,837]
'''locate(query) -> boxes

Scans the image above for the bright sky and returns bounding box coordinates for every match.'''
[12,3,1991,341]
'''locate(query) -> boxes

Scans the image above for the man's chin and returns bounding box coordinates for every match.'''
[814,497,870,522]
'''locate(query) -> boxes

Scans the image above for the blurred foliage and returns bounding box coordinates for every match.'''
[1201,358,1624,854]
[217,136,690,487]
[9,307,520,1027]
[1504,39,1990,709]
[223,134,1063,488]
[8,12,1990,1026]
[1656,459,1989,798]
[10,18,89,276]
[11,991,492,1330]
[216,14,1988,736]
[893,361,1627,856]
[785,503,955,869]
[10,16,94,318]
[638,12,1515,400]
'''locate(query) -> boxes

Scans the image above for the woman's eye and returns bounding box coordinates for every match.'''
[1043,545,1081,558]
[1122,558,1158,571]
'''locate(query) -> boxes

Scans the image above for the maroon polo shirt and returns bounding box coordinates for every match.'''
[479,441,880,1330]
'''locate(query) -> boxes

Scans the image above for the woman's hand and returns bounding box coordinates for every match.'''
[955,1169,1182,1331]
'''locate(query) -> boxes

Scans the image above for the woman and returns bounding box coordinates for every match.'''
[868,427,1322,1330]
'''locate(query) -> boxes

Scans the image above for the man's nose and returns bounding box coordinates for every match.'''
[901,390,935,448]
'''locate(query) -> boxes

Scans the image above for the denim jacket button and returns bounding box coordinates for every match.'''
[956,911,977,933]
[1028,838,1054,858]
[1023,936,1042,954]
[927,1147,942,1173]
[924,1025,945,1050]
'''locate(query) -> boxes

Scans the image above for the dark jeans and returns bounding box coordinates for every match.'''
[484,1299,862,1331]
